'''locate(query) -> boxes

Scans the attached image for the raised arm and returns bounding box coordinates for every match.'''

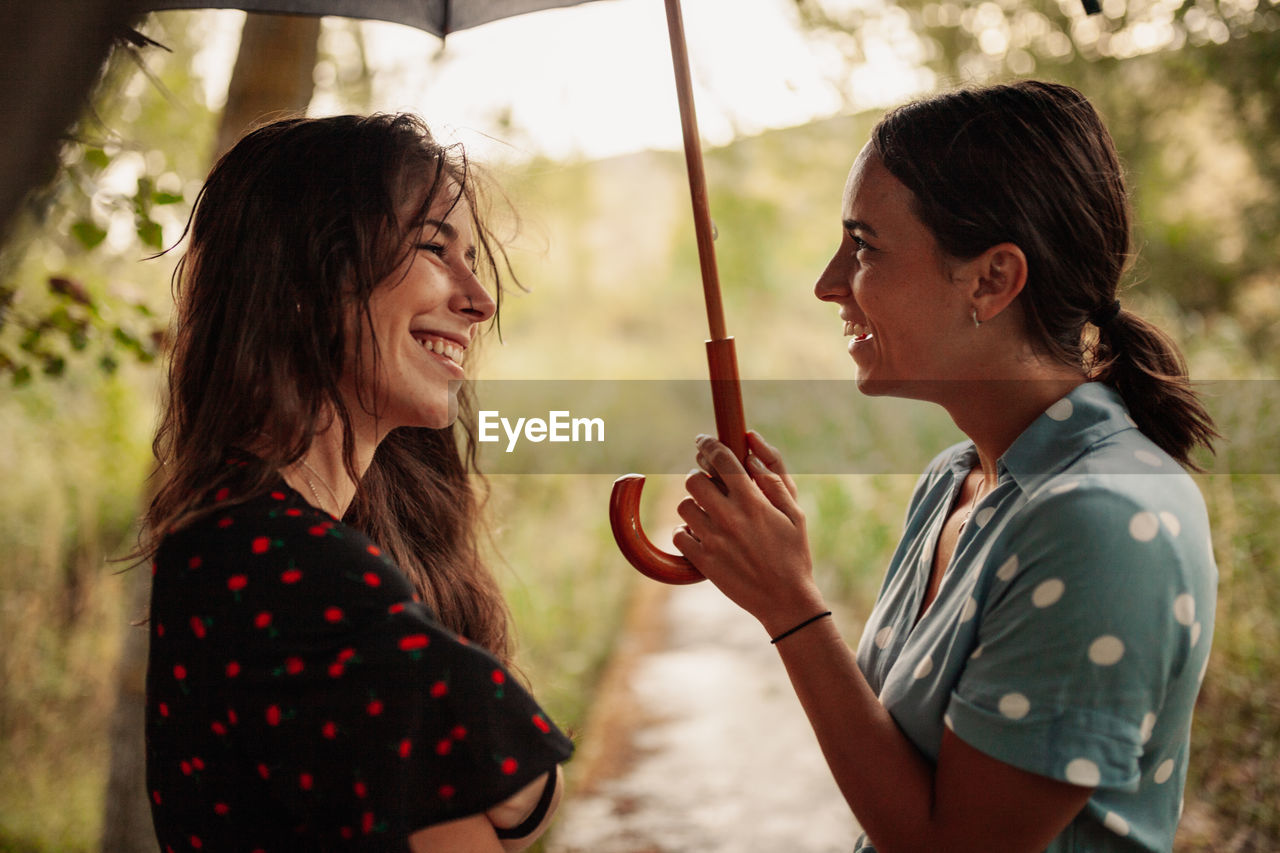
[673,432,1092,853]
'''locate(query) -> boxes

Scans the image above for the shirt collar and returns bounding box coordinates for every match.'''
[998,382,1136,495]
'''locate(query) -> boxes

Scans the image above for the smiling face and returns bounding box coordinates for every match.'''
[813,144,977,400]
[342,185,496,436]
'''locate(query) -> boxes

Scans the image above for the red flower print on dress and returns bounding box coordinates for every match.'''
[500,757,518,775]
[151,790,161,805]
[430,680,448,698]
[451,725,467,741]
[281,568,302,584]
[225,661,240,678]
[354,780,367,799]
[533,714,551,734]
[189,616,207,639]
[217,517,233,528]
[211,720,227,736]
[388,602,406,615]
[362,571,381,587]
[399,634,429,652]
[257,763,270,780]
[251,537,271,554]
[299,772,313,791]
[188,556,202,569]
[214,802,229,816]
[366,545,381,557]
[192,757,205,770]
[283,656,304,676]
[227,575,247,592]
[398,738,412,759]
[323,721,338,739]
[324,606,344,623]
[439,784,455,800]
[435,738,452,756]
[215,488,230,502]
[265,705,281,726]
[366,698,384,717]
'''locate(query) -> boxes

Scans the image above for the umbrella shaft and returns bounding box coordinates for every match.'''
[664,0,728,342]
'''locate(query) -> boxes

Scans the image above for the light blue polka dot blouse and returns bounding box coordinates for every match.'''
[853,382,1216,853]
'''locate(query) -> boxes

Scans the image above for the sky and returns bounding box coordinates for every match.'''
[192,0,935,162]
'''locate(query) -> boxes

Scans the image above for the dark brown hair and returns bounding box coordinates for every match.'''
[142,113,513,660]
[871,80,1217,467]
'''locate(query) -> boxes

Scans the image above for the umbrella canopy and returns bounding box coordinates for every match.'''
[137,0,603,35]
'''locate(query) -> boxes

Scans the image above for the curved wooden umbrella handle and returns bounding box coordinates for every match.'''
[609,339,746,584]
[609,474,705,585]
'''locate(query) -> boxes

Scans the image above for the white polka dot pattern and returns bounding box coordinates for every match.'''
[1089,635,1125,666]
[1065,758,1101,786]
[1154,759,1175,784]
[1135,449,1163,467]
[999,692,1030,719]
[1046,399,1074,421]
[875,625,893,649]
[1032,578,1065,608]
[996,555,1019,581]
[913,655,934,679]
[1103,811,1131,836]
[1129,512,1159,542]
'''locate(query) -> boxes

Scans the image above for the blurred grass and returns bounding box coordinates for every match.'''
[0,107,1277,852]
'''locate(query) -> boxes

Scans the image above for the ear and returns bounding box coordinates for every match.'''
[960,243,1027,325]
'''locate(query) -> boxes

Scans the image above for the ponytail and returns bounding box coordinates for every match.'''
[1090,308,1218,470]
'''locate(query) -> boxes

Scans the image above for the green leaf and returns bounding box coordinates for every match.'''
[98,354,119,374]
[137,220,164,250]
[42,355,66,377]
[152,191,183,205]
[84,148,110,171]
[71,220,108,250]
[12,365,32,386]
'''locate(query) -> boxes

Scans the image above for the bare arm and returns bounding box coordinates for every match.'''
[485,766,564,852]
[409,813,504,853]
[673,432,1092,853]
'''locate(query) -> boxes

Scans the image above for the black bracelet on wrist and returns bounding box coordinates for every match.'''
[770,610,833,644]
[494,769,558,840]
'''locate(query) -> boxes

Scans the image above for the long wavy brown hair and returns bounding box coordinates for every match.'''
[141,113,513,662]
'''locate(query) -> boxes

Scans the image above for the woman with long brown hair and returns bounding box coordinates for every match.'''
[676,81,1217,852]
[142,113,571,850]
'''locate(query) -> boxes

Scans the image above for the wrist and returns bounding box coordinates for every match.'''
[758,584,829,639]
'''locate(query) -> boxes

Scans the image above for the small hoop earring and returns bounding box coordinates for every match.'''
[971,307,982,328]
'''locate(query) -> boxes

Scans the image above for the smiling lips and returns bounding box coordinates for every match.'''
[411,332,465,366]
[843,320,874,343]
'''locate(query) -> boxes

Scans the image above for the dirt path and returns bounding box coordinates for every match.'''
[547,580,861,853]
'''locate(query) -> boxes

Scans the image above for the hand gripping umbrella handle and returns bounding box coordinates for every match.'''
[609,0,746,584]
[610,339,746,584]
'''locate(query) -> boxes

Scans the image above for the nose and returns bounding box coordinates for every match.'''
[454,267,496,323]
[814,244,853,304]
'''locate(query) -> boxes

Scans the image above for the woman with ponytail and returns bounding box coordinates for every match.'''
[676,81,1217,852]
[142,114,571,850]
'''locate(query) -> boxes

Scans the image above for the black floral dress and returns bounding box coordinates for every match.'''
[145,481,573,850]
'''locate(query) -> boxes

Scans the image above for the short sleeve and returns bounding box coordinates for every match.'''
[248,601,574,840]
[946,486,1197,791]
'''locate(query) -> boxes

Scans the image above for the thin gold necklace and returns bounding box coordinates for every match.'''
[959,473,991,532]
[298,458,341,516]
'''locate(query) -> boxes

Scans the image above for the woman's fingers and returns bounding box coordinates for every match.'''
[748,430,799,501]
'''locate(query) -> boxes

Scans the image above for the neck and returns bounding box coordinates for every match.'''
[284,413,379,518]
[939,368,1087,487]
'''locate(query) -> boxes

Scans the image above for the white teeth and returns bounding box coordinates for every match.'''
[415,335,463,365]
[844,321,872,339]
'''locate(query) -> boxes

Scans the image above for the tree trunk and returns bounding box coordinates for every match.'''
[99,13,320,852]
[213,13,322,161]
[0,1,138,246]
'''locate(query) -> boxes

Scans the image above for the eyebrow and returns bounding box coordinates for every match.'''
[843,219,879,238]
[420,219,458,241]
